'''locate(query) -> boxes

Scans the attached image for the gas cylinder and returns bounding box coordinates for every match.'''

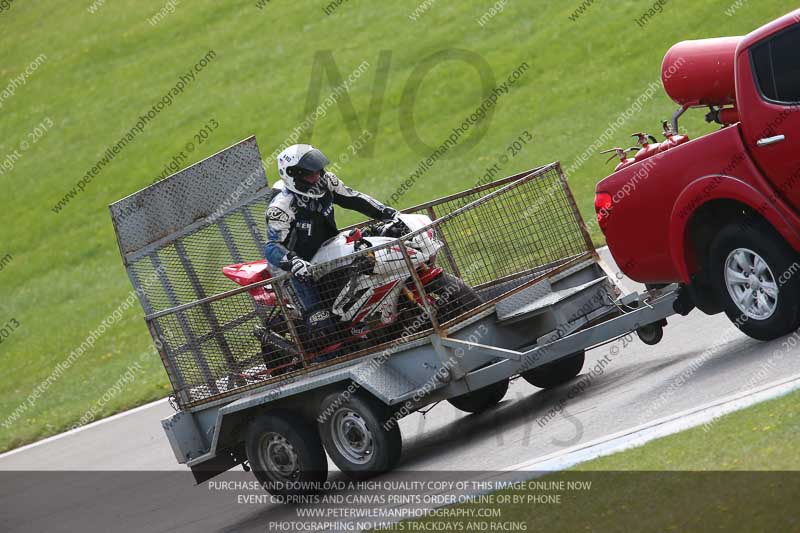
[662,36,742,107]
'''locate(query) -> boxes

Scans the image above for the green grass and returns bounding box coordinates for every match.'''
[379,388,800,532]
[577,387,800,471]
[0,1,792,451]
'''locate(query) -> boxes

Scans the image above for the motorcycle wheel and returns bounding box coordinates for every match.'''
[428,272,483,322]
[255,306,303,375]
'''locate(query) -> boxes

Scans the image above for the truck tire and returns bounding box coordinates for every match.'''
[521,351,585,389]
[709,222,800,341]
[245,410,328,497]
[447,378,509,413]
[318,392,402,480]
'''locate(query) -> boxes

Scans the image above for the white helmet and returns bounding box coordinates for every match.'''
[276,144,330,198]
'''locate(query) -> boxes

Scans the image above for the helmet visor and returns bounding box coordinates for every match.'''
[296,148,330,173]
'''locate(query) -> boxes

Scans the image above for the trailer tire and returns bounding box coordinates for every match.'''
[636,320,665,345]
[448,378,509,413]
[709,221,800,341]
[318,393,402,480]
[245,410,328,497]
[521,351,585,389]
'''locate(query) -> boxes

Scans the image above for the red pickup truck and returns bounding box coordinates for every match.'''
[596,10,800,341]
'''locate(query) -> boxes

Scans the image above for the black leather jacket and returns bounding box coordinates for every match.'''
[264,172,396,269]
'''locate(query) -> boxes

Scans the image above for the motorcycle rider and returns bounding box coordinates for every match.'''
[265,143,402,358]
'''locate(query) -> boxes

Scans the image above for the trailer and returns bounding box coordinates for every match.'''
[110,137,679,495]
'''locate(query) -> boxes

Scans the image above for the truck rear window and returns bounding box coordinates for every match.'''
[751,24,800,104]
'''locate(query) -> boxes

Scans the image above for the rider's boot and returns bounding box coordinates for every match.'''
[303,304,344,362]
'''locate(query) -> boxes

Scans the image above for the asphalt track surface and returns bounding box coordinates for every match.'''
[2,249,799,532]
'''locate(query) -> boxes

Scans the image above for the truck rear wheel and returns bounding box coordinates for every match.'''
[521,351,585,389]
[709,222,800,341]
[245,410,327,497]
[448,378,509,413]
[318,393,402,480]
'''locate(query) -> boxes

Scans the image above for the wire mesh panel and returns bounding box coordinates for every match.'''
[110,137,272,405]
[406,165,593,295]
[133,161,594,409]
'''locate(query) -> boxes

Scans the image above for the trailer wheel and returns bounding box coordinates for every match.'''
[318,393,402,480]
[448,378,509,413]
[521,351,585,389]
[709,221,800,341]
[636,320,666,345]
[245,410,327,497]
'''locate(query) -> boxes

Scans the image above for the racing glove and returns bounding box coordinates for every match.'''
[382,212,411,238]
[289,256,313,282]
[380,207,399,222]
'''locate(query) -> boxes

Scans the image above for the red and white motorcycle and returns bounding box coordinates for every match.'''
[222,214,480,376]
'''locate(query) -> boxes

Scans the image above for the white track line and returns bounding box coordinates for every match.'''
[327,375,800,533]
[505,372,800,472]
[0,397,168,460]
